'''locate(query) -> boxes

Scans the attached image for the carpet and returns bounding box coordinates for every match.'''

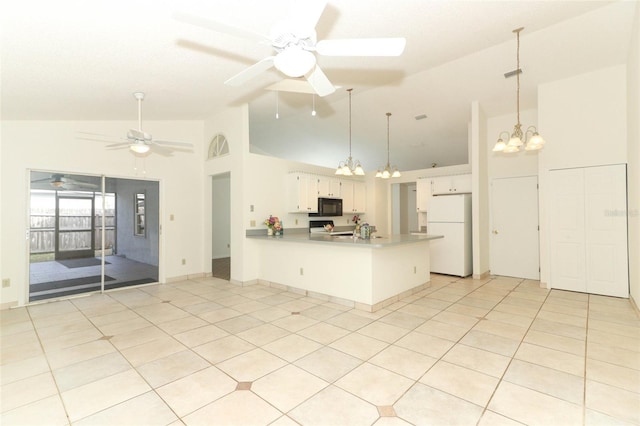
[57,258,110,268]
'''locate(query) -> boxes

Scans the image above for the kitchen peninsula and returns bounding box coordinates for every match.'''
[246,232,442,312]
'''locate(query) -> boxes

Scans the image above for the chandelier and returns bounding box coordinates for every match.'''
[376,112,401,179]
[335,89,365,176]
[492,27,545,153]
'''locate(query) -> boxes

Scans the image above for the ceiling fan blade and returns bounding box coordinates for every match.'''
[173,12,269,43]
[286,0,327,33]
[65,180,99,189]
[127,129,149,141]
[224,56,275,86]
[306,65,336,97]
[152,140,194,148]
[149,144,174,156]
[316,38,407,56]
[76,131,126,142]
[105,142,131,148]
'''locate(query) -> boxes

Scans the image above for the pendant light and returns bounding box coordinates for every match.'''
[376,113,401,179]
[492,27,545,153]
[335,89,365,176]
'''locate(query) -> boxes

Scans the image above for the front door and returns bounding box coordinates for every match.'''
[490,176,540,280]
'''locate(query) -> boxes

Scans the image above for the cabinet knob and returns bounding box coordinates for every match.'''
[492,230,499,234]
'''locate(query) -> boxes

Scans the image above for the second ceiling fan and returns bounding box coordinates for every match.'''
[175,0,406,96]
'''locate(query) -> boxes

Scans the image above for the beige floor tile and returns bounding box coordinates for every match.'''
[0,395,68,426]
[294,346,362,382]
[173,324,229,347]
[419,361,499,406]
[588,318,640,339]
[492,301,540,318]
[0,372,58,413]
[541,301,588,318]
[2,327,39,350]
[196,307,242,323]
[231,300,271,314]
[395,330,455,358]
[428,290,464,303]
[488,381,583,425]
[442,344,510,378]
[61,369,151,422]
[411,296,452,310]
[214,314,265,334]
[585,379,640,424]
[46,339,116,370]
[530,318,586,340]
[300,304,344,321]
[515,342,585,377]
[336,362,414,406]
[550,289,589,302]
[0,307,30,325]
[379,311,428,329]
[183,390,282,425]
[236,323,290,346]
[537,310,587,328]
[271,314,319,332]
[587,341,640,370]
[369,345,437,380]
[0,336,44,365]
[248,306,291,322]
[373,417,414,426]
[74,391,178,425]
[584,409,638,425]
[394,303,440,320]
[325,311,374,331]
[484,310,534,328]
[88,308,141,327]
[459,330,520,357]
[156,366,237,417]
[0,320,34,339]
[214,294,253,307]
[414,318,471,341]
[587,310,639,326]
[252,364,328,412]
[53,351,130,392]
[394,383,484,425]
[41,327,104,352]
[0,354,50,385]
[588,328,640,352]
[329,332,389,360]
[262,334,322,363]
[357,321,411,343]
[35,316,95,340]
[289,385,379,426]
[477,410,524,426]
[97,317,154,338]
[136,349,209,388]
[446,303,490,318]
[523,329,585,356]
[216,348,287,382]
[193,335,256,364]
[181,301,224,316]
[297,322,350,345]
[472,319,528,341]
[587,358,640,393]
[504,359,584,404]
[120,335,187,367]
[28,300,78,318]
[458,296,499,310]
[278,299,318,313]
[431,310,480,328]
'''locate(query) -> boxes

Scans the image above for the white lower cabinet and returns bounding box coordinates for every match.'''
[286,173,318,213]
[549,164,628,297]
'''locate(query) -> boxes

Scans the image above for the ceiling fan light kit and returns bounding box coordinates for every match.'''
[335,89,365,176]
[376,112,401,179]
[492,27,545,154]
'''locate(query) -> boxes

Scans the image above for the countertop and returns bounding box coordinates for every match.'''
[246,232,443,248]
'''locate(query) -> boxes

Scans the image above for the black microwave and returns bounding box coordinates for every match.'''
[309,197,343,217]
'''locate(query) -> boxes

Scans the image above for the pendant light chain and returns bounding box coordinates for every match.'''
[516,28,521,127]
[348,88,353,158]
[386,112,391,165]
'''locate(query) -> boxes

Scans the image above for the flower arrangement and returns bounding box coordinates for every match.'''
[352,215,360,225]
[264,215,282,234]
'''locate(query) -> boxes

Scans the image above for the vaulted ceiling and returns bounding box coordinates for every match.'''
[1,1,636,171]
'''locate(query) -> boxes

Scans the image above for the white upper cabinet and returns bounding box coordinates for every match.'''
[286,173,318,213]
[416,178,431,212]
[431,174,472,195]
[317,176,341,198]
[338,180,366,214]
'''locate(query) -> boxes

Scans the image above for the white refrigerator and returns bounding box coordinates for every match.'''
[427,193,472,277]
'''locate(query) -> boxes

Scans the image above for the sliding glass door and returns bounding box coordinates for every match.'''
[29,171,159,302]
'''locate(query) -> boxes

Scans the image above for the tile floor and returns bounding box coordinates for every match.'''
[1,274,639,425]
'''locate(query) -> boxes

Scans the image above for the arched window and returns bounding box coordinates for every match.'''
[208,134,229,159]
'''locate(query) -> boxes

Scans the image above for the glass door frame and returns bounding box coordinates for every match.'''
[54,194,96,260]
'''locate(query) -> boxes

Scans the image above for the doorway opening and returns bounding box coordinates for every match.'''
[391,182,418,234]
[211,173,231,280]
[28,171,159,302]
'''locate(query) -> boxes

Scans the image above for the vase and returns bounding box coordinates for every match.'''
[267,228,273,236]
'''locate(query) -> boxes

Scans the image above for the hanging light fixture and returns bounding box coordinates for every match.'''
[376,112,401,179]
[493,27,545,153]
[335,88,364,176]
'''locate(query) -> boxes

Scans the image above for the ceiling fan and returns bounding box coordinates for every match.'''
[78,92,194,156]
[175,0,406,97]
[31,174,99,191]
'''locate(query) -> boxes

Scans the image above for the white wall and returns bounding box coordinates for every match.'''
[627,6,640,306]
[471,101,490,278]
[538,65,628,287]
[0,120,204,307]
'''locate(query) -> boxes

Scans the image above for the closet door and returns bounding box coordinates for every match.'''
[550,168,586,293]
[584,165,628,297]
[549,164,628,297]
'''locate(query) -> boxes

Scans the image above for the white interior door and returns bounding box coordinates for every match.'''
[490,176,540,280]
[549,169,586,292]
[584,165,628,297]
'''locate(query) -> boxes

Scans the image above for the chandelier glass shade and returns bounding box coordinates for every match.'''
[376,112,401,179]
[492,27,545,154]
[336,89,365,176]
[130,142,150,154]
